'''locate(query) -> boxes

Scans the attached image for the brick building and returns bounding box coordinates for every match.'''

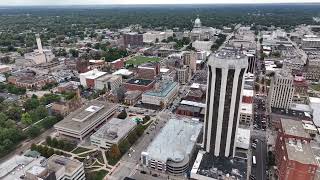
[123,32,143,48]
[124,78,155,92]
[137,62,160,80]
[275,118,318,180]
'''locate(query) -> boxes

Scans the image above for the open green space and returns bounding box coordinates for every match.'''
[72,146,90,154]
[125,56,161,66]
[311,84,320,91]
[86,170,108,180]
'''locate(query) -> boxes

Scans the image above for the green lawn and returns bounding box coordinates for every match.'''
[125,56,161,66]
[86,170,109,180]
[311,84,320,91]
[71,147,90,154]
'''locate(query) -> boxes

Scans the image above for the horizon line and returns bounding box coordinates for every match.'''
[1,2,320,7]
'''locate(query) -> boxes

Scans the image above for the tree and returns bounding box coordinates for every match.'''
[118,139,130,154]
[127,131,138,145]
[117,110,127,119]
[135,124,145,137]
[27,125,41,138]
[46,136,52,145]
[31,143,37,151]
[109,144,121,159]
[21,112,32,125]
[69,49,79,57]
[24,97,40,111]
[142,115,150,124]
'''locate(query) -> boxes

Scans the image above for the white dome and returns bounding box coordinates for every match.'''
[194,17,201,28]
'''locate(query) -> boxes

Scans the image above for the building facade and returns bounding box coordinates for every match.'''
[268,71,294,110]
[203,52,248,157]
[123,32,143,48]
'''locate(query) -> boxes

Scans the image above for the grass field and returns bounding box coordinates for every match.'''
[311,84,320,91]
[125,55,161,66]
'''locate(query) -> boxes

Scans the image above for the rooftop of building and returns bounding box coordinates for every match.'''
[177,104,201,113]
[236,128,251,150]
[48,155,83,176]
[143,118,202,163]
[90,118,136,144]
[208,50,248,68]
[125,90,142,100]
[96,73,121,82]
[80,69,107,79]
[285,138,318,166]
[126,78,154,86]
[112,69,133,76]
[192,151,247,180]
[180,100,206,108]
[0,154,46,180]
[143,81,178,97]
[242,89,254,97]
[281,118,310,139]
[54,100,118,133]
[240,103,253,114]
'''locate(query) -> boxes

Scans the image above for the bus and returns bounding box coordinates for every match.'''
[252,156,256,166]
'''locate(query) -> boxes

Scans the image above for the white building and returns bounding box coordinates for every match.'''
[268,71,294,110]
[79,69,107,88]
[192,40,213,51]
[142,81,179,107]
[24,34,55,64]
[143,30,173,43]
[48,155,85,180]
[302,37,320,49]
[203,51,248,157]
[95,74,122,91]
[141,118,202,176]
[90,118,137,149]
[183,51,197,73]
[239,103,253,125]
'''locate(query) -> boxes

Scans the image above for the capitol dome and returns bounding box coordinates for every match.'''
[194,16,201,28]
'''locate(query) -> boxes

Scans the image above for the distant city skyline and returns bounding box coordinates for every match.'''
[1,0,320,6]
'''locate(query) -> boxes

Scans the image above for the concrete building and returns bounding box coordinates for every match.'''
[137,62,160,80]
[90,118,137,150]
[123,32,143,48]
[47,155,85,180]
[54,100,118,140]
[183,51,197,73]
[95,74,122,91]
[142,81,179,107]
[124,90,142,105]
[203,51,248,157]
[176,66,191,85]
[302,37,320,49]
[275,118,318,180]
[79,69,107,88]
[0,65,11,73]
[124,78,155,92]
[143,30,173,43]
[24,34,55,64]
[141,118,202,176]
[268,71,294,110]
[192,40,213,51]
[8,72,55,90]
[246,54,256,74]
[239,102,253,125]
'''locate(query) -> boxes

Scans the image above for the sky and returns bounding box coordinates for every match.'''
[1,0,319,6]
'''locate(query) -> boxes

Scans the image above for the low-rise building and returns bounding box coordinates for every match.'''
[142,81,179,107]
[54,100,118,140]
[192,40,213,51]
[8,73,55,90]
[95,74,122,91]
[141,118,202,176]
[239,103,253,125]
[124,90,142,105]
[79,69,107,88]
[90,118,137,150]
[124,78,155,92]
[47,155,85,180]
[137,62,160,80]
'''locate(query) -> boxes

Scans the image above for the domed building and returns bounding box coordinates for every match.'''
[190,16,219,42]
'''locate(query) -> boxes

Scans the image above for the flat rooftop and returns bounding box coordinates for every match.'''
[285,139,317,166]
[281,118,309,139]
[80,69,107,79]
[192,151,247,180]
[236,128,251,150]
[91,118,136,144]
[126,78,154,86]
[240,103,253,114]
[310,97,320,127]
[143,81,178,97]
[144,118,202,163]
[48,155,82,176]
[54,100,117,133]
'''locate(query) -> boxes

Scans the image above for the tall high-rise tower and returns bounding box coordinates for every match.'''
[36,34,43,54]
[203,52,248,157]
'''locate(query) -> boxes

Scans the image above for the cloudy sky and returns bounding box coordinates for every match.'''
[0,0,319,5]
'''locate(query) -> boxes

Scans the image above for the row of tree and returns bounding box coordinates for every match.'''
[31,143,65,158]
